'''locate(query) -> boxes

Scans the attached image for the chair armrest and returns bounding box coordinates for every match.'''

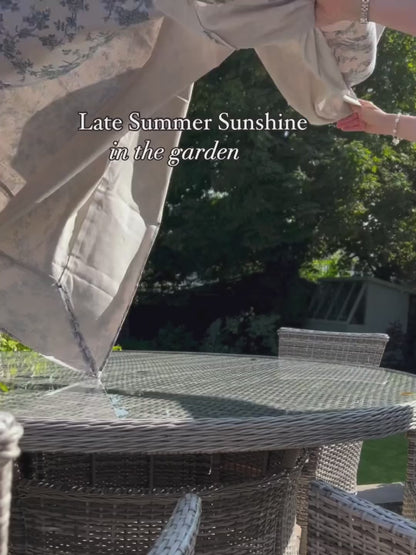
[308,480,416,555]
[0,412,23,555]
[148,493,202,555]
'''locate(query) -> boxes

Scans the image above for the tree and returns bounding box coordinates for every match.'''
[125,31,416,354]
[142,31,416,291]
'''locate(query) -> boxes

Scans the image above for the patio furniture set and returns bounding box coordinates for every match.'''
[1,329,416,553]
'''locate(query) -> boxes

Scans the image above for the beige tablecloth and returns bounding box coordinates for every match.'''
[0,1,382,374]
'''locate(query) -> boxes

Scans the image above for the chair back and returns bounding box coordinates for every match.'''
[277,327,389,367]
[0,412,23,555]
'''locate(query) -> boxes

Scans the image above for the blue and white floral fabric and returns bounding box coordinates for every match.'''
[0,1,383,375]
[0,0,156,87]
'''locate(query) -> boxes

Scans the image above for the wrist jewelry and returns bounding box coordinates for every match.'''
[392,113,402,146]
[360,0,370,23]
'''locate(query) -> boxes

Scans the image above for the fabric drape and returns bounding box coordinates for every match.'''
[0,1,382,374]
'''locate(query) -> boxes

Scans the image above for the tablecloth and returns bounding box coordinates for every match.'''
[0,1,383,375]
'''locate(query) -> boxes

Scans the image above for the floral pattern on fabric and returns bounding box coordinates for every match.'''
[321,21,380,87]
[188,1,380,89]
[0,0,155,87]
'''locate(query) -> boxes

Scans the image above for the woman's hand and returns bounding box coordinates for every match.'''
[315,0,361,28]
[336,100,396,135]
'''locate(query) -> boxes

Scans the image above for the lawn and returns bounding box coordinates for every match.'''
[358,434,408,485]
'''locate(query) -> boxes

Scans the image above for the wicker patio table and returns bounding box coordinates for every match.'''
[1,350,416,555]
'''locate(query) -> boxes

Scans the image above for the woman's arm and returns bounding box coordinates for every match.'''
[316,0,416,37]
[368,0,416,36]
[337,100,416,142]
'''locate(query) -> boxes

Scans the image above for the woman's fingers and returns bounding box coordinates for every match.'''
[338,113,359,126]
[355,99,375,109]
[337,121,366,131]
[337,112,366,132]
[338,124,366,132]
[337,98,389,135]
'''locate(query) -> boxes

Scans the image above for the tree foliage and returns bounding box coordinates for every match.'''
[124,31,416,357]
[142,30,416,293]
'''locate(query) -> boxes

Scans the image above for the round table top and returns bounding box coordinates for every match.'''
[1,351,416,453]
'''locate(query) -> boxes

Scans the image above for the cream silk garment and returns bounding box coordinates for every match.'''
[0,1,383,375]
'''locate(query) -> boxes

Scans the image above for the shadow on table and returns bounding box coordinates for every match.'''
[106,388,296,419]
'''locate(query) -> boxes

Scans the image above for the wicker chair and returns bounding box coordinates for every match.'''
[402,431,416,521]
[0,412,23,555]
[308,480,416,554]
[148,494,201,555]
[277,327,389,554]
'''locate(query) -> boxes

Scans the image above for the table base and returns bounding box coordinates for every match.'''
[11,450,305,555]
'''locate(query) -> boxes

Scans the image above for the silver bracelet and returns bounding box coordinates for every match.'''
[360,0,370,24]
[392,113,402,146]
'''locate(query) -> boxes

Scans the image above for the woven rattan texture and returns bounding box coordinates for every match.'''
[1,351,415,453]
[0,413,23,555]
[277,328,389,555]
[314,441,363,491]
[18,451,299,489]
[403,431,416,520]
[148,494,201,555]
[308,480,416,554]
[11,451,305,555]
[277,328,389,368]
